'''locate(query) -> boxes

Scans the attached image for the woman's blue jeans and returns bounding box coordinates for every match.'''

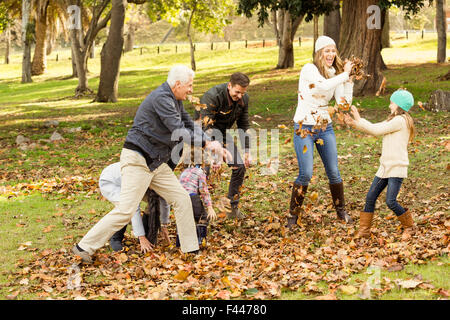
[293,123,342,186]
[364,176,406,216]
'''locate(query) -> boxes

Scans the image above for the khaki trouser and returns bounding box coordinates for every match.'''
[79,148,199,254]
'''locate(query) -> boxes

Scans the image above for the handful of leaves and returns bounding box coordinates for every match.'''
[348,55,370,80]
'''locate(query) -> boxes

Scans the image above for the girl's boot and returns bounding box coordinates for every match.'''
[355,211,373,238]
[397,209,415,240]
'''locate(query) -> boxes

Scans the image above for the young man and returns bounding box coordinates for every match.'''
[195,72,252,219]
[72,65,227,263]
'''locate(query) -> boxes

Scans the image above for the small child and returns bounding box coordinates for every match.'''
[345,89,416,241]
[99,162,170,253]
[176,147,217,247]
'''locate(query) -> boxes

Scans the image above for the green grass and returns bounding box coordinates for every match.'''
[281,255,449,300]
[0,35,449,300]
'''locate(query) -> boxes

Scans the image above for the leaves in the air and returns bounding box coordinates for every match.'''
[187,95,207,112]
[202,116,215,128]
[349,55,371,80]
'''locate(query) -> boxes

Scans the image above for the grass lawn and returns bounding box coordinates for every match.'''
[0,35,449,300]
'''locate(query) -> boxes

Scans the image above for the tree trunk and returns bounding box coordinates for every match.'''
[22,0,32,83]
[124,22,135,52]
[46,36,54,56]
[381,9,390,49]
[275,10,303,69]
[436,0,447,63]
[4,24,10,64]
[323,0,340,47]
[68,0,111,96]
[187,6,196,71]
[31,0,49,76]
[95,0,126,103]
[379,9,389,71]
[71,46,78,78]
[70,27,90,96]
[90,39,95,58]
[313,15,319,55]
[339,0,384,96]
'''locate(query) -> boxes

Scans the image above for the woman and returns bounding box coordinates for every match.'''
[288,36,354,228]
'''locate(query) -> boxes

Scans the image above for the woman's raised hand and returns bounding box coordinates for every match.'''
[343,59,354,74]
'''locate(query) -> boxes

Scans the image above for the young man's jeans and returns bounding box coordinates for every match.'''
[293,123,342,186]
[205,134,245,207]
[363,176,406,216]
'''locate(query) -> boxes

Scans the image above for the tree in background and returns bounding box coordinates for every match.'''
[339,0,432,96]
[0,1,15,65]
[237,0,337,69]
[95,0,126,102]
[152,0,235,71]
[66,0,111,97]
[381,9,390,50]
[436,0,447,63]
[22,0,33,83]
[31,0,50,76]
[323,0,340,47]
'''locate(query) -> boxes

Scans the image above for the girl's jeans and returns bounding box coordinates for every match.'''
[364,176,406,216]
[293,123,342,186]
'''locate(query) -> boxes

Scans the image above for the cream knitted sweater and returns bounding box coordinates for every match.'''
[294,63,353,125]
[354,115,410,178]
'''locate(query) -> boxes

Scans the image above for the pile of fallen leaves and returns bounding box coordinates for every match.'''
[0,176,98,199]
[5,188,448,300]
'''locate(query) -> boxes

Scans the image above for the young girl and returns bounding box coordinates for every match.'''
[344,89,416,240]
[176,147,217,247]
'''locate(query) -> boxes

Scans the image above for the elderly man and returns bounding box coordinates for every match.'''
[72,65,225,263]
[195,72,252,219]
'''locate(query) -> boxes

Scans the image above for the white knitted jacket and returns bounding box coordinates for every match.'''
[354,115,410,178]
[294,63,353,125]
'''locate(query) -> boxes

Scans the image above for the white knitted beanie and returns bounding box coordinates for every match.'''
[315,36,336,52]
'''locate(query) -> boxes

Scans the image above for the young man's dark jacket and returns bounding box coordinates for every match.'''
[194,83,250,150]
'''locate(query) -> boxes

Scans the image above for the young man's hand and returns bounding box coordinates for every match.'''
[138,236,153,254]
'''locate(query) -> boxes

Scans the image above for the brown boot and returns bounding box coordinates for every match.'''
[355,211,373,238]
[287,183,307,229]
[397,209,415,240]
[329,182,353,223]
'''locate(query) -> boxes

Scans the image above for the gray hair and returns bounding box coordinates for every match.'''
[167,65,195,87]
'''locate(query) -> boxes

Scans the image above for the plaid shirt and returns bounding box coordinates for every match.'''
[179,166,212,208]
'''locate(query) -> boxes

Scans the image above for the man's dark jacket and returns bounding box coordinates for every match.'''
[194,83,250,149]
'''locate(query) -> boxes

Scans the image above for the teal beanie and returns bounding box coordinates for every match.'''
[390,89,414,112]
